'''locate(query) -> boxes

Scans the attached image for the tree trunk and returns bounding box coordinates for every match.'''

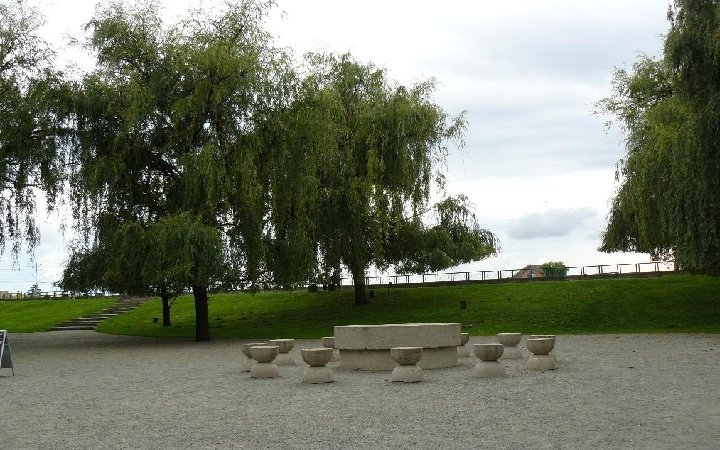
[331,266,342,289]
[161,293,171,327]
[352,271,367,305]
[192,284,210,342]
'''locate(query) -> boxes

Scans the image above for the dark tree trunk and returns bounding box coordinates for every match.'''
[352,271,367,305]
[161,293,171,327]
[192,284,210,342]
[331,266,342,289]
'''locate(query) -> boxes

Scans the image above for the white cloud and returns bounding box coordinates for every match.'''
[507,208,597,239]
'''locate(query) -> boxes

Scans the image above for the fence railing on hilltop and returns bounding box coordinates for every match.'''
[322,261,676,288]
[1,261,677,299]
[0,291,119,300]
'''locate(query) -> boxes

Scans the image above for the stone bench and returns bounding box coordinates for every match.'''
[334,323,461,370]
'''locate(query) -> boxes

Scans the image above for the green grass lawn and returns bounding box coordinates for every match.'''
[0,299,116,332]
[95,275,720,339]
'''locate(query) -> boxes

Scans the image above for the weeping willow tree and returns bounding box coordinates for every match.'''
[270,53,497,304]
[598,0,720,274]
[66,0,287,340]
[0,0,69,256]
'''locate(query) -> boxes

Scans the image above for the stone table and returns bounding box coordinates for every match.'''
[334,323,461,370]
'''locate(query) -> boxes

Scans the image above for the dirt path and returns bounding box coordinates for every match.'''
[2,331,719,449]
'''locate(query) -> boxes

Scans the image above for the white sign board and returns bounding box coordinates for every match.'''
[0,330,6,364]
[0,329,13,374]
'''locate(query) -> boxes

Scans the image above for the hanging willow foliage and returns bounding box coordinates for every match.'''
[264,53,497,304]
[0,0,70,256]
[598,0,720,274]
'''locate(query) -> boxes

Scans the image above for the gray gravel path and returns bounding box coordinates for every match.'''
[2,331,719,449]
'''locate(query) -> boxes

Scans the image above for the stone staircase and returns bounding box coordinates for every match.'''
[49,297,150,331]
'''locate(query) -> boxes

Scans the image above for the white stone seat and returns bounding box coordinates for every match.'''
[526,338,557,371]
[497,332,523,359]
[301,348,334,384]
[390,347,424,383]
[472,343,505,378]
[269,339,297,365]
[249,345,280,378]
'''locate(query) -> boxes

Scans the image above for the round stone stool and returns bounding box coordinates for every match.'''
[301,348,334,384]
[528,335,557,367]
[269,339,297,365]
[472,343,505,378]
[457,333,470,358]
[320,336,339,362]
[240,342,266,372]
[497,332,523,359]
[526,338,557,371]
[390,347,424,383]
[250,345,280,378]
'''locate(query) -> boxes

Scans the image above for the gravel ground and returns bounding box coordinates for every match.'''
[2,331,719,449]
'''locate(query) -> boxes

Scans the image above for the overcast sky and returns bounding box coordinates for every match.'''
[1,0,672,292]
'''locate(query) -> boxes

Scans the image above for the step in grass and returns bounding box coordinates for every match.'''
[1,299,115,333]
[50,325,96,331]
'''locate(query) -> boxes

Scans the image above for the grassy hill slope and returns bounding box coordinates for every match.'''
[0,299,115,332]
[96,275,720,338]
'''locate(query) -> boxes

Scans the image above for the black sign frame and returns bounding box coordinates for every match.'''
[0,329,14,375]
